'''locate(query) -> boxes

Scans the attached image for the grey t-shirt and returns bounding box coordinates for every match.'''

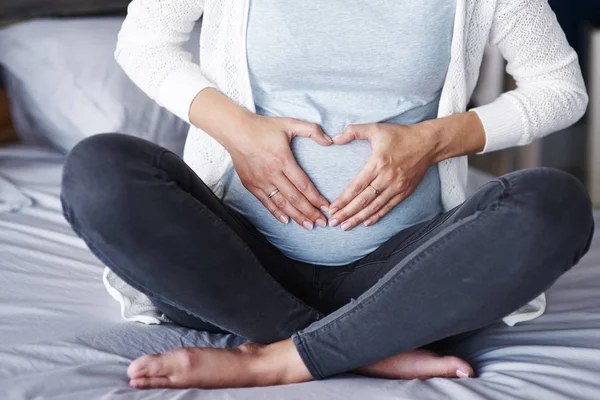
[222,0,456,266]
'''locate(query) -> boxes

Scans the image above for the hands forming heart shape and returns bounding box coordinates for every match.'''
[327,123,435,231]
[226,114,438,231]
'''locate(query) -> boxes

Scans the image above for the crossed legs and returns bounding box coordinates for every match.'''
[61,134,594,388]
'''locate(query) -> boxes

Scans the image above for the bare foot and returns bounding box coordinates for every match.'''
[356,349,473,380]
[127,340,311,389]
[127,340,472,389]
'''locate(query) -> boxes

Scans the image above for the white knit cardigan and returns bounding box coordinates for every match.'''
[108,0,588,326]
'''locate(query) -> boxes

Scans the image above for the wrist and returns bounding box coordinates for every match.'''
[189,88,257,150]
[416,119,447,165]
[419,111,486,164]
[221,109,261,151]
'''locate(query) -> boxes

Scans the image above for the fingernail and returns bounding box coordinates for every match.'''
[341,221,352,231]
[325,135,333,143]
[320,205,329,214]
[303,221,314,230]
[316,218,327,228]
[456,370,470,379]
[279,215,290,224]
[329,218,339,227]
[364,219,373,227]
[329,207,338,215]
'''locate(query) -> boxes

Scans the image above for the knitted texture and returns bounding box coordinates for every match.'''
[110,0,587,326]
[115,0,587,209]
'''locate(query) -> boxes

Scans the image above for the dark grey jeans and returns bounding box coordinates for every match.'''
[61,133,594,380]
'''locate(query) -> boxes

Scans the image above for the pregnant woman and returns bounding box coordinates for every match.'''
[61,0,594,390]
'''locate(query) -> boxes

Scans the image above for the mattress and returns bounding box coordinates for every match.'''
[1,144,600,400]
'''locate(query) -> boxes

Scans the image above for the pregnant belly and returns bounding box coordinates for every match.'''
[222,137,442,266]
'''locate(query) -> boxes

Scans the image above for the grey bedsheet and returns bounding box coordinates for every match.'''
[1,145,600,400]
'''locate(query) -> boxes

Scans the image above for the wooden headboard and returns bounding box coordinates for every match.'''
[0,91,17,143]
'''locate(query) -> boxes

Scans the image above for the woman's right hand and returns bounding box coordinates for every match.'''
[190,88,331,229]
[226,114,332,229]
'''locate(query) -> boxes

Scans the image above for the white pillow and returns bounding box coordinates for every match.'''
[0,17,201,155]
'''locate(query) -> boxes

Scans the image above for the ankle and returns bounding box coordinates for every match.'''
[237,342,281,386]
[242,340,312,386]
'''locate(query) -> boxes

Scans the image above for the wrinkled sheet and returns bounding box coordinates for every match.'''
[1,145,600,400]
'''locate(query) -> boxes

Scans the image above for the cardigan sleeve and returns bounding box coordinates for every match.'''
[114,0,216,123]
[471,0,589,154]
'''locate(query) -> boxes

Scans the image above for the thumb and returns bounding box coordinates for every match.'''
[286,119,333,146]
[333,124,371,145]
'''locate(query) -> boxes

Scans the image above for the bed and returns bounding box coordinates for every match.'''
[1,145,600,400]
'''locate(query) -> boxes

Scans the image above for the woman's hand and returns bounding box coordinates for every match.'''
[189,88,332,229]
[327,123,438,231]
[225,114,332,229]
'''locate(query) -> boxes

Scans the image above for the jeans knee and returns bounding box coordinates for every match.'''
[532,168,590,220]
[61,133,153,228]
[514,168,594,261]
[63,135,116,207]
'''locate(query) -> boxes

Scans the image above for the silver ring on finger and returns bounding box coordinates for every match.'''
[268,188,280,199]
[369,183,381,196]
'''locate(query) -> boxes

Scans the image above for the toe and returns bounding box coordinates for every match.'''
[441,356,474,379]
[128,354,164,379]
[130,377,172,389]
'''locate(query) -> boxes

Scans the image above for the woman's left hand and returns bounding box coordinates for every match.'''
[328,123,439,231]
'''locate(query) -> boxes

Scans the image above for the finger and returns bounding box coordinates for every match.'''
[351,189,407,229]
[283,162,330,213]
[128,354,161,379]
[268,187,321,229]
[249,187,290,224]
[332,124,372,145]
[259,177,319,229]
[329,160,378,216]
[363,192,407,227]
[253,182,303,226]
[331,181,395,231]
[285,119,333,146]
[273,173,327,229]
